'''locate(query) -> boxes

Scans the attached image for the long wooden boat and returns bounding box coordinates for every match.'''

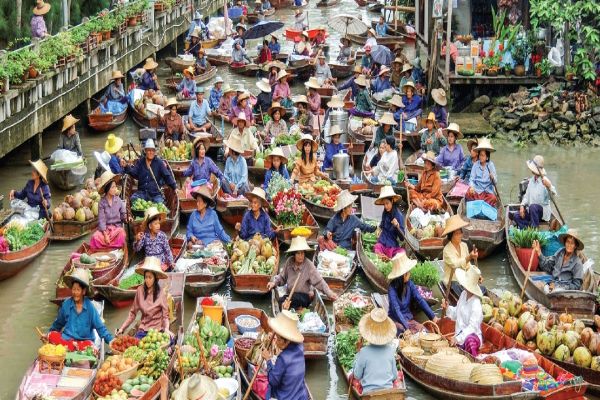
[229,63,260,77]
[188,125,224,156]
[177,175,221,215]
[313,247,357,300]
[505,204,596,321]
[272,0,295,9]
[215,188,248,226]
[181,238,227,297]
[231,238,279,295]
[93,236,186,308]
[16,301,105,400]
[330,62,355,79]
[286,59,315,82]
[285,27,326,42]
[316,0,340,7]
[87,105,128,132]
[456,197,505,259]
[49,218,98,241]
[48,167,86,191]
[269,208,320,247]
[130,104,164,131]
[165,66,218,92]
[206,54,232,66]
[0,221,50,281]
[247,7,276,23]
[356,232,389,293]
[166,56,195,73]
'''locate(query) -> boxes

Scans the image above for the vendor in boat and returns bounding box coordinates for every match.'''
[337,37,353,63]
[183,136,226,185]
[401,80,422,122]
[233,24,247,48]
[262,102,287,143]
[268,35,280,58]
[217,85,236,122]
[351,308,398,394]
[104,70,127,103]
[442,215,479,290]
[387,253,437,333]
[186,11,207,42]
[291,135,328,183]
[371,66,392,94]
[187,30,203,60]
[104,134,125,174]
[187,86,212,133]
[195,49,210,74]
[261,311,309,400]
[300,32,313,56]
[322,125,350,170]
[263,147,290,190]
[267,236,338,306]
[349,75,375,118]
[257,39,273,64]
[186,185,231,247]
[510,155,556,229]
[208,76,224,111]
[292,35,310,57]
[533,229,584,292]
[436,123,464,171]
[420,112,446,155]
[374,112,396,146]
[292,96,314,135]
[405,151,443,211]
[441,266,483,356]
[293,9,307,31]
[254,78,273,116]
[116,256,171,339]
[360,45,374,74]
[125,139,177,204]
[320,190,376,251]
[338,65,362,100]
[235,187,277,240]
[431,88,448,129]
[223,136,250,195]
[228,112,259,153]
[364,136,399,184]
[315,54,333,86]
[231,39,251,66]
[390,58,404,87]
[458,139,478,182]
[305,77,322,137]
[230,91,255,126]
[9,160,51,219]
[365,28,378,48]
[134,207,174,270]
[367,140,386,170]
[311,29,326,50]
[374,186,405,258]
[266,63,281,87]
[387,95,404,130]
[262,0,272,11]
[375,16,388,36]
[466,138,497,206]
[48,268,113,350]
[138,58,161,92]
[272,70,293,109]
[399,63,413,91]
[90,171,127,250]
[58,114,83,156]
[161,98,186,142]
[176,67,196,99]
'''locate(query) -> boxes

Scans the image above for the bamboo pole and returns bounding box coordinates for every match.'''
[444,0,453,89]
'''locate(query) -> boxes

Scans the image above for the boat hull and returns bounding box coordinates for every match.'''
[457,198,505,259]
[88,106,128,132]
[0,223,50,281]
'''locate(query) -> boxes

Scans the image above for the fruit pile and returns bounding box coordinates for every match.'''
[161,141,192,161]
[38,343,67,358]
[121,375,155,396]
[138,349,170,379]
[299,180,341,208]
[231,233,276,275]
[96,389,128,400]
[123,345,147,363]
[131,199,169,215]
[93,374,122,397]
[118,272,144,290]
[111,335,140,353]
[139,329,170,351]
[52,187,101,222]
[98,355,137,379]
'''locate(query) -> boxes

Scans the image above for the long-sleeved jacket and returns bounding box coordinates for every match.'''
[539,248,584,290]
[388,280,435,331]
[125,157,176,198]
[58,133,83,156]
[324,213,376,250]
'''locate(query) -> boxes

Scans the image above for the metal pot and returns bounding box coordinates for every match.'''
[329,110,348,143]
[332,152,350,180]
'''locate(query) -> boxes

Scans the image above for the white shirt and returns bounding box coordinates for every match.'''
[366,38,378,48]
[521,176,557,222]
[446,290,483,345]
[373,150,398,181]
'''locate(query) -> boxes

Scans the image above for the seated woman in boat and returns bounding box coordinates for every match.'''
[134,207,174,270]
[161,98,186,142]
[47,268,113,350]
[399,63,413,91]
[183,136,225,185]
[268,35,280,58]
[103,134,125,175]
[90,171,127,250]
[186,11,207,42]
[351,308,398,394]
[291,135,328,183]
[208,77,224,112]
[228,113,259,154]
[349,75,375,118]
[223,136,250,195]
[176,67,196,99]
[387,95,404,130]
[9,160,51,219]
[360,45,374,74]
[441,266,483,356]
[510,155,556,229]
[387,253,437,333]
[364,136,399,184]
[116,256,171,339]
[374,186,405,258]
[58,114,83,156]
[292,95,314,135]
[233,24,247,48]
[312,29,327,51]
[322,126,350,170]
[235,187,277,240]
[272,69,293,109]
[338,66,362,100]
[231,39,251,67]
[367,140,386,170]
[187,86,213,133]
[186,30,203,60]
[138,58,161,92]
[390,57,404,88]
[187,185,231,247]
[337,37,353,64]
[419,112,446,155]
[405,151,443,211]
[371,66,392,94]
[466,138,497,206]
[292,36,309,57]
[254,79,273,116]
[458,139,478,182]
[305,78,322,137]
[261,311,309,400]
[374,112,396,146]
[268,236,337,307]
[266,63,281,87]
[533,230,584,292]
[262,102,287,143]
[293,9,307,31]
[375,16,388,36]
[365,28,378,48]
[320,190,376,251]
[104,70,127,104]
[195,49,210,75]
[229,91,255,126]
[431,88,448,128]
[436,123,464,171]
[257,39,273,64]
[217,85,236,122]
[442,215,479,292]
[315,54,333,86]
[401,81,422,122]
[263,147,290,190]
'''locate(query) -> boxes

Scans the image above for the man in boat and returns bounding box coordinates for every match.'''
[208,76,224,111]
[228,112,259,154]
[104,70,127,104]
[176,67,196,99]
[375,16,388,36]
[267,236,338,307]
[293,9,307,31]
[58,114,83,156]
[138,58,161,92]
[187,86,213,133]
[533,229,585,292]
[405,151,444,211]
[262,0,273,11]
[124,139,177,204]
[186,11,208,42]
[231,39,251,66]
[337,37,353,63]
[9,160,51,219]
[337,65,362,100]
[371,66,392,93]
[46,268,114,350]
[161,98,186,142]
[509,155,557,229]
[268,35,280,58]
[314,53,334,86]
[360,45,374,74]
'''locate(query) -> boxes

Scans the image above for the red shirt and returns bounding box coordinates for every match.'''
[257,47,272,64]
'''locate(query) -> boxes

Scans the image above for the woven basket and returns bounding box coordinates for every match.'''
[419,321,442,352]
[447,363,477,382]
[401,346,424,358]
[425,352,471,377]
[411,355,430,368]
[430,339,449,353]
[38,354,66,374]
[114,362,139,384]
[470,364,503,385]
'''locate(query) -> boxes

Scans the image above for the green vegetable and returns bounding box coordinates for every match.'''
[334,247,348,257]
[80,253,96,265]
[335,328,360,371]
[509,227,548,248]
[275,132,301,146]
[4,220,45,251]
[343,306,367,326]
[119,272,144,289]
[366,251,392,277]
[410,261,440,289]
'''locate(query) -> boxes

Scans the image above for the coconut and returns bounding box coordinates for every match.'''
[64,207,76,220]
[526,341,537,352]
[83,207,94,221]
[498,299,509,312]
[75,208,86,222]
[572,320,585,334]
[560,311,573,324]
[52,208,63,222]
[496,308,509,325]
[501,290,513,302]
[65,195,74,206]
[504,317,519,338]
[508,296,523,317]
[79,189,90,198]
[537,331,556,356]
[516,331,525,345]
[553,344,570,361]
[518,312,532,330]
[70,197,82,210]
[588,333,600,354]
[523,318,538,341]
[581,327,594,349]
[562,331,580,353]
[81,197,93,208]
[537,307,550,322]
[84,177,96,190]
[591,356,600,371]
[573,346,592,368]
[546,313,558,330]
[482,304,493,323]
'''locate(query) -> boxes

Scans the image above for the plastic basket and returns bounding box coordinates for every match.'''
[202,303,223,325]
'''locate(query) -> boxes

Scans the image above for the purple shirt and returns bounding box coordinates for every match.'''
[134,231,174,266]
[31,15,47,38]
[436,144,465,171]
[15,179,51,219]
[239,209,275,240]
[432,104,448,128]
[229,103,253,123]
[98,195,126,231]
[139,72,158,91]
[266,342,308,400]
[182,157,225,184]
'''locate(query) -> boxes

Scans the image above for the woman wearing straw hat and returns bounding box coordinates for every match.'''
[139,58,161,91]
[187,185,231,247]
[161,98,186,142]
[272,70,293,109]
[371,66,392,94]
[315,54,334,86]
[533,229,584,292]
[431,88,448,129]
[9,160,51,219]
[31,0,50,38]
[320,190,376,251]
[268,236,338,305]
[90,171,128,250]
[374,111,397,147]
[263,147,290,191]
[186,11,207,42]
[349,75,375,118]
[405,151,443,211]
[441,266,483,355]
[398,63,414,91]
[229,91,255,126]
[223,136,250,195]
[337,37,353,63]
[262,102,287,143]
[183,136,226,186]
[266,62,282,87]
[373,186,405,258]
[134,207,174,270]
[441,215,479,291]
[291,135,328,184]
[104,70,127,103]
[172,374,218,400]
[217,85,236,122]
[387,94,405,129]
[338,65,362,100]
[305,77,323,136]
[116,256,172,339]
[195,48,210,74]
[364,136,399,184]
[232,39,251,66]
[292,95,314,135]
[458,138,478,182]
[176,67,197,99]
[228,112,259,154]
[322,125,350,170]
[390,57,405,87]
[419,112,446,155]
[208,76,224,112]
[268,34,280,57]
[58,114,83,156]
[466,138,498,206]
[436,122,464,170]
[234,23,248,48]
[186,30,203,60]
[47,268,114,350]
[401,80,422,122]
[260,310,309,399]
[254,78,273,117]
[293,9,308,30]
[235,187,277,240]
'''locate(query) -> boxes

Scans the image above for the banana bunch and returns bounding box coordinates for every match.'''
[39,343,67,357]
[362,118,378,126]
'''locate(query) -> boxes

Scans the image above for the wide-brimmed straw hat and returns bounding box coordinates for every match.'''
[388,94,404,108]
[467,138,478,151]
[474,137,495,152]
[135,256,168,280]
[378,66,391,76]
[33,0,50,15]
[61,114,79,132]
[431,88,447,106]
[559,229,585,251]
[142,207,166,232]
[375,185,401,205]
[237,92,250,102]
[64,268,90,289]
[286,235,312,253]
[368,28,376,36]
[263,60,286,72]
[305,77,320,90]
[266,147,288,164]
[192,134,211,151]
[424,112,437,126]
[526,155,546,176]
[327,95,345,108]
[296,134,318,153]
[401,63,413,73]
[355,75,368,87]
[143,57,159,70]
[111,70,125,80]
[222,84,235,95]
[191,185,215,207]
[387,252,418,280]
[256,79,271,93]
[97,170,117,195]
[268,102,285,117]
[293,95,308,105]
[172,374,218,400]
[166,98,179,109]
[441,215,470,236]
[334,190,357,212]
[225,135,245,154]
[94,151,111,172]
[268,310,304,343]
[421,150,440,169]
[29,160,48,183]
[379,112,396,126]
[245,187,269,208]
[353,65,362,74]
[455,267,483,297]
[392,57,403,66]
[183,66,195,77]
[326,125,343,137]
[402,80,416,92]
[235,23,247,32]
[445,122,462,139]
[189,30,199,39]
[358,308,396,346]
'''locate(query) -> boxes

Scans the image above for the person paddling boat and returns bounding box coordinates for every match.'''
[9,160,51,219]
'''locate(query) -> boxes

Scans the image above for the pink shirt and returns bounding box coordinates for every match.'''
[272,82,291,100]
[307,92,321,113]
[121,285,169,333]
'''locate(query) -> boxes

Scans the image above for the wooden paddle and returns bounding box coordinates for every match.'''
[520,248,537,300]
[485,164,501,204]
[242,333,277,400]
[531,161,565,225]
[37,186,53,232]
[282,269,304,311]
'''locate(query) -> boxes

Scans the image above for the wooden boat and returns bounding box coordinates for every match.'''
[354,0,370,5]
[456,197,505,259]
[286,59,315,82]
[247,7,276,23]
[183,260,228,298]
[215,188,248,226]
[272,288,330,358]
[505,204,596,321]
[272,0,295,9]
[50,218,98,241]
[316,0,340,7]
[206,54,232,66]
[330,62,355,79]
[285,27,326,42]
[231,238,280,295]
[166,56,195,73]
[0,221,50,281]
[48,167,86,191]
[93,236,186,308]
[403,130,421,152]
[366,2,382,12]
[165,66,218,92]
[201,38,223,49]
[361,145,403,195]
[229,63,260,77]
[269,208,320,247]
[313,247,357,300]
[16,301,105,400]
[130,104,164,131]
[177,175,220,215]
[87,105,128,132]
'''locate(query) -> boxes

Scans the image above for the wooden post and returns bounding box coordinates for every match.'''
[444,0,453,89]
[563,22,570,68]
[29,132,43,161]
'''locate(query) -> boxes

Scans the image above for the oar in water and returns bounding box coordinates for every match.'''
[520,248,537,300]
[38,186,53,232]
[242,333,277,400]
[532,160,565,225]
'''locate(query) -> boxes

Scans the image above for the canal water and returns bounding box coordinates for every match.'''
[0,1,599,398]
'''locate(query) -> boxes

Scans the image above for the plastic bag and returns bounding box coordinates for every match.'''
[10,199,40,223]
[298,312,326,333]
[51,149,80,163]
[548,39,563,67]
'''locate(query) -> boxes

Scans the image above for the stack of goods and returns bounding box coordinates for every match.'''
[298,309,326,333]
[266,171,292,199]
[175,241,228,275]
[52,187,100,222]
[96,355,138,380]
[119,375,156,398]
[424,351,473,379]
[469,364,504,384]
[317,248,353,279]
[161,141,192,161]
[298,180,341,208]
[110,336,140,354]
[253,148,273,169]
[271,189,306,228]
[131,199,169,220]
[333,292,374,331]
[408,208,450,240]
[230,234,276,275]
[139,329,170,351]
[0,219,45,252]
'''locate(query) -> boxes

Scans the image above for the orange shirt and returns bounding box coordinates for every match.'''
[415,170,443,202]
[293,157,321,183]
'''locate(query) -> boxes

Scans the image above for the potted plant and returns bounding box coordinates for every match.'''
[511,38,530,76]
[99,14,115,41]
[535,58,552,77]
[509,227,548,271]
[0,64,9,93]
[483,51,502,76]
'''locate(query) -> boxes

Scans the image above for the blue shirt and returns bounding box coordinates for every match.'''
[371,76,392,93]
[209,88,222,111]
[324,213,376,250]
[139,72,158,91]
[186,20,207,41]
[109,154,123,174]
[375,22,388,36]
[322,142,346,170]
[14,179,51,219]
[401,95,422,120]
[266,342,308,400]
[186,208,231,244]
[188,99,211,126]
[183,157,225,184]
[263,167,290,191]
[361,54,373,69]
[353,344,397,394]
[469,160,497,194]
[176,77,196,94]
[338,76,359,100]
[388,280,435,331]
[224,156,248,190]
[49,298,113,344]
[262,1,272,9]
[377,208,405,248]
[240,209,275,240]
[125,157,177,198]
[268,41,280,54]
[459,157,474,181]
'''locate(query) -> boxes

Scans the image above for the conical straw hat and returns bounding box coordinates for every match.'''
[244,187,269,208]
[358,308,396,345]
[268,310,304,343]
[135,256,168,280]
[455,267,483,297]
[29,160,48,183]
[97,170,117,195]
[333,190,357,212]
[387,252,418,280]
[441,215,470,236]
[64,268,90,288]
[61,114,79,132]
[374,185,401,205]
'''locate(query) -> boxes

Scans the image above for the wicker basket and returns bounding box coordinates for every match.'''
[401,346,424,358]
[419,321,442,352]
[470,364,503,385]
[38,354,65,374]
[430,339,450,353]
[114,362,139,384]
[411,355,430,368]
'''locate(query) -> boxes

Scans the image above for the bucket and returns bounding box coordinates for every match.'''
[329,110,348,142]
[203,304,224,324]
[515,247,539,272]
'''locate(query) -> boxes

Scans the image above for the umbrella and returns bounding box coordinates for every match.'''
[228,6,243,20]
[370,45,393,66]
[243,21,285,40]
[328,14,368,36]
